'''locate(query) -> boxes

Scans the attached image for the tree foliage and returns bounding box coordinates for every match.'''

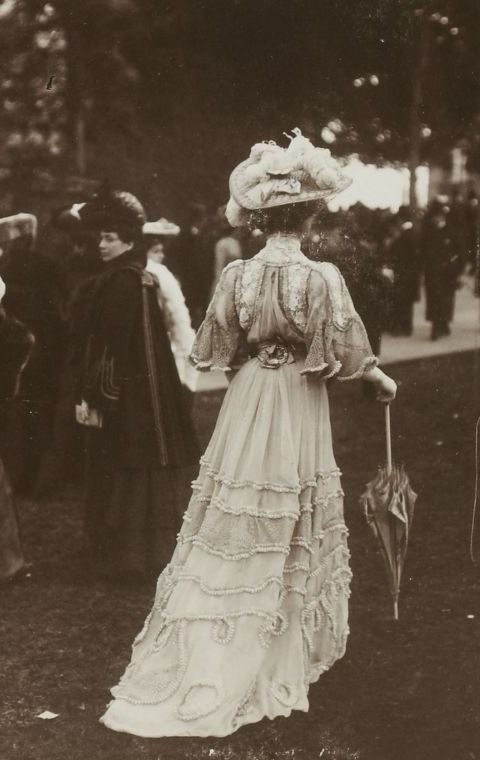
[0,0,478,216]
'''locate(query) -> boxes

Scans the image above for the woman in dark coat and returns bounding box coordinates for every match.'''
[76,189,198,581]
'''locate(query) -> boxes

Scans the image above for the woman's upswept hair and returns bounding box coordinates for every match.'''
[246,200,326,235]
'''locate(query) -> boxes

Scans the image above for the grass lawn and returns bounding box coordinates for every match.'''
[1,351,480,760]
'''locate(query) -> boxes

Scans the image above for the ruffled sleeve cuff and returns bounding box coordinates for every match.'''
[189,314,237,372]
[189,261,243,373]
[189,357,233,373]
[336,354,379,381]
[300,355,378,380]
[301,316,379,380]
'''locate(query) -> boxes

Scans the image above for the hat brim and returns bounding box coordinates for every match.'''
[229,156,352,211]
[143,222,180,237]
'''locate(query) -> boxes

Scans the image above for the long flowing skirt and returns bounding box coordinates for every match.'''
[85,458,194,579]
[100,357,352,737]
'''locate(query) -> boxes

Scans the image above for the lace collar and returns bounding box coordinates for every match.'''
[255,233,307,266]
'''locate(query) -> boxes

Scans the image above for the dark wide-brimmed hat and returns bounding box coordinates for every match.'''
[79,184,146,238]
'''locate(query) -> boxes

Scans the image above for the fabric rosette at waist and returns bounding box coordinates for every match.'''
[250,339,306,369]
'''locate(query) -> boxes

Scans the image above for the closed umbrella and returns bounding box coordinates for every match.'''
[360,404,417,620]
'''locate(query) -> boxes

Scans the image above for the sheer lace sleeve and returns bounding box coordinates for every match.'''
[302,262,378,380]
[190,261,244,372]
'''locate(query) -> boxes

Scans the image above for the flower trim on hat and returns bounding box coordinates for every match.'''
[225,197,250,227]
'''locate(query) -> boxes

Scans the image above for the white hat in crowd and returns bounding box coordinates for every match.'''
[143,218,180,237]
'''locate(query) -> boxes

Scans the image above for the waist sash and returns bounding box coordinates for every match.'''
[250,339,305,369]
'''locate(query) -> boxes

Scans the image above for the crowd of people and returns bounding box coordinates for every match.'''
[308,192,478,350]
[0,128,475,737]
[168,191,478,350]
[0,188,476,513]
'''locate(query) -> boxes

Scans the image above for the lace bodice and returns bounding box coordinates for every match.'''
[191,234,377,380]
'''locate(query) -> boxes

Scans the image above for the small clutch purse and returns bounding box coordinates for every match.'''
[75,400,103,428]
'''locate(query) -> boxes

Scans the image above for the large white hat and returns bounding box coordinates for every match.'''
[143,218,180,237]
[226,128,351,227]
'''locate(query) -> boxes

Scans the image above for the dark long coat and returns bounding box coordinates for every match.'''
[387,227,420,334]
[76,248,198,578]
[79,248,198,470]
[421,221,463,325]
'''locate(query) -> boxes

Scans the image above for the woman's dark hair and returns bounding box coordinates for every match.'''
[104,225,142,246]
[100,228,147,267]
[247,200,326,235]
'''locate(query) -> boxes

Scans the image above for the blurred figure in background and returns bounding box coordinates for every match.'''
[49,203,103,307]
[0,274,34,583]
[173,202,213,328]
[144,217,176,266]
[464,188,480,283]
[209,208,243,297]
[0,215,65,495]
[309,206,391,358]
[420,197,464,341]
[144,218,197,393]
[385,207,420,336]
[33,203,103,493]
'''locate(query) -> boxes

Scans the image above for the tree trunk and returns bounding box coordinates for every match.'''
[56,1,89,178]
[74,107,87,176]
[409,5,433,220]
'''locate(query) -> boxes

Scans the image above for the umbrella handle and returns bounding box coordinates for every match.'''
[385,403,393,475]
[393,597,399,621]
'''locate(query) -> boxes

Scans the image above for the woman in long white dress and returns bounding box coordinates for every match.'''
[101,130,397,738]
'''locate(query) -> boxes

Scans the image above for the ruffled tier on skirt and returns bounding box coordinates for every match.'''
[101,356,351,737]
